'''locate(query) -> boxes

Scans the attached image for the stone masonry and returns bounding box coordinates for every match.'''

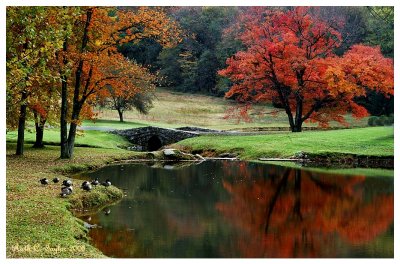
[112,126,200,151]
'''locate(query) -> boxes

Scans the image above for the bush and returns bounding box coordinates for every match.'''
[368,116,379,126]
[386,114,394,125]
[368,115,394,126]
[375,116,386,126]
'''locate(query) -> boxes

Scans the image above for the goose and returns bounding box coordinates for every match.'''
[101,179,112,187]
[39,178,49,185]
[91,178,99,186]
[60,186,73,197]
[52,178,60,183]
[62,179,73,187]
[81,182,92,191]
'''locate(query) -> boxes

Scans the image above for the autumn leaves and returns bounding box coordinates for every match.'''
[7,7,182,158]
[219,7,394,132]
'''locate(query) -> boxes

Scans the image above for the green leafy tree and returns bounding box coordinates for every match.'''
[6,7,69,155]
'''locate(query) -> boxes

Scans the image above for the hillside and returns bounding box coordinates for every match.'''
[85,88,369,130]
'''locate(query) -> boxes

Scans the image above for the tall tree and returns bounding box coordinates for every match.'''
[59,7,181,158]
[6,7,66,155]
[219,7,394,132]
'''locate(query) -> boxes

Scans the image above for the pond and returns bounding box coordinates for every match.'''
[76,161,394,258]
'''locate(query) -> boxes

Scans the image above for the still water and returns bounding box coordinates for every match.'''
[77,161,394,258]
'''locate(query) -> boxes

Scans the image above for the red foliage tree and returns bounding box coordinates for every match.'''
[219,7,394,132]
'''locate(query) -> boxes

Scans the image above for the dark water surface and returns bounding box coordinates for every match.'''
[76,161,394,258]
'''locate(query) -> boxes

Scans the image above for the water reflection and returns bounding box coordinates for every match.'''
[77,161,393,258]
[217,163,394,257]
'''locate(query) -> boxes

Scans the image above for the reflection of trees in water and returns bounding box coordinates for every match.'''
[89,223,147,257]
[82,162,393,257]
[84,162,235,257]
[216,166,394,257]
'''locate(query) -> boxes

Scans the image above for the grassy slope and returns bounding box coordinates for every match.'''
[84,87,369,130]
[6,141,141,258]
[174,127,394,159]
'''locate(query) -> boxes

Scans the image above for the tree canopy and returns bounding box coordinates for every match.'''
[219,7,393,132]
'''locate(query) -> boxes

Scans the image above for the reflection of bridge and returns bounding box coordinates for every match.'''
[113,126,204,151]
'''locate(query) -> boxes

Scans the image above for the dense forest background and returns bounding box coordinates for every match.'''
[118,6,394,116]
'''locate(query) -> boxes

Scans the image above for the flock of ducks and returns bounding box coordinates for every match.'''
[39,177,112,197]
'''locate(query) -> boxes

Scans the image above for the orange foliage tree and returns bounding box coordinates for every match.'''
[59,7,182,158]
[219,7,394,132]
[97,61,156,122]
[216,167,394,257]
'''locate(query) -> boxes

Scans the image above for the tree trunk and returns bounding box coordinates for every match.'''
[117,108,124,122]
[291,96,303,132]
[60,40,69,159]
[16,91,28,155]
[291,124,302,132]
[67,122,77,158]
[66,102,82,158]
[64,9,93,159]
[33,112,46,148]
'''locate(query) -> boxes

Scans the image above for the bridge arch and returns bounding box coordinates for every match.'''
[113,126,201,151]
[147,135,162,151]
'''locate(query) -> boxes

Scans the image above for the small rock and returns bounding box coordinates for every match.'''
[84,222,98,229]
[163,149,177,156]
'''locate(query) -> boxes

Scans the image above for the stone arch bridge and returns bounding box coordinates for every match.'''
[112,126,215,151]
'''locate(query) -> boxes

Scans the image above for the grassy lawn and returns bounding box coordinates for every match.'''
[85,87,369,130]
[174,126,394,159]
[6,128,131,149]
[6,141,141,258]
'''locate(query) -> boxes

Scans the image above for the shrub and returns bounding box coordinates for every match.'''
[375,116,387,126]
[368,116,379,126]
[385,114,394,125]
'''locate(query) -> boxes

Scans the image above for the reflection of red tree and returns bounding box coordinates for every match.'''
[89,224,144,257]
[216,168,393,257]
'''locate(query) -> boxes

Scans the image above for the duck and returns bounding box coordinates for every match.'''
[39,178,49,185]
[101,179,112,187]
[52,177,60,183]
[81,181,92,191]
[91,178,99,186]
[62,179,73,187]
[60,186,73,197]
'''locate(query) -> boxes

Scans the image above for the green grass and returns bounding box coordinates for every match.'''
[174,127,394,159]
[6,129,131,149]
[6,143,141,257]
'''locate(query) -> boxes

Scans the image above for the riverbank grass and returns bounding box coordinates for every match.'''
[6,129,131,149]
[174,127,393,159]
[6,143,137,258]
